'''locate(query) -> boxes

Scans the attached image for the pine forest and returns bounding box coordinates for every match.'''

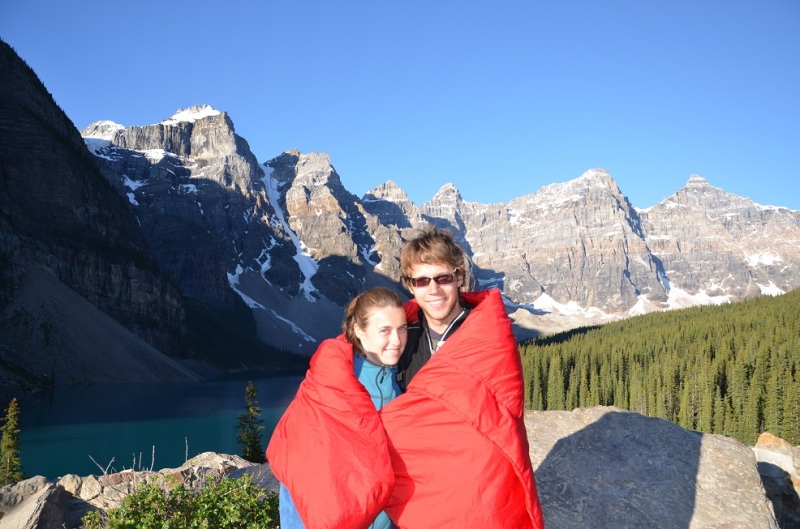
[520,288,800,446]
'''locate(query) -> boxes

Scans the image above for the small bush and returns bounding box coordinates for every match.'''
[82,473,278,529]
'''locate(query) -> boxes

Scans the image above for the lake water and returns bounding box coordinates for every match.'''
[19,376,303,480]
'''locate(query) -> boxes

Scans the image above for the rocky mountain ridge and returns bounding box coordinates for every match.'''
[81,102,799,350]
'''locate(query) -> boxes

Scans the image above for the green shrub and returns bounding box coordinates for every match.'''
[82,474,278,529]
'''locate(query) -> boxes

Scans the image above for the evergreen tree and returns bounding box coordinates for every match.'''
[0,398,24,486]
[236,381,266,464]
[546,354,565,410]
[781,371,800,443]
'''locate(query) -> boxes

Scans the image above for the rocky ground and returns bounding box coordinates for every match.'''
[2,407,797,529]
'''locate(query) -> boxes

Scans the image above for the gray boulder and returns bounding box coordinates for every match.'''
[528,406,779,528]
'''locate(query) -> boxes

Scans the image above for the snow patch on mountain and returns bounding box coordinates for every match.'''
[665,285,730,309]
[83,137,112,154]
[532,293,612,319]
[143,149,178,164]
[757,281,785,296]
[161,105,221,125]
[628,295,661,316]
[122,174,146,206]
[227,265,264,309]
[745,251,783,267]
[261,164,319,301]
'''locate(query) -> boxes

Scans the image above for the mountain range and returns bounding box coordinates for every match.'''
[1,39,798,395]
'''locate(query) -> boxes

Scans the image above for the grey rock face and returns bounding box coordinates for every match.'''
[365,170,799,336]
[82,106,292,309]
[267,150,406,306]
[639,175,800,302]
[0,40,191,393]
[527,406,779,529]
[82,116,410,352]
[362,180,421,229]
[451,169,664,309]
[753,432,800,528]
[81,109,339,354]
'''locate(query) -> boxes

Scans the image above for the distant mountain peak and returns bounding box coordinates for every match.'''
[526,168,620,207]
[432,182,461,200]
[576,168,621,192]
[81,120,124,140]
[578,168,612,182]
[687,174,709,186]
[363,180,411,203]
[161,105,221,125]
[673,175,733,204]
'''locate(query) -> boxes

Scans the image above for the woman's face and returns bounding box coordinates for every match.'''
[355,305,408,366]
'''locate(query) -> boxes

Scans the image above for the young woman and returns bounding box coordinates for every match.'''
[267,287,407,529]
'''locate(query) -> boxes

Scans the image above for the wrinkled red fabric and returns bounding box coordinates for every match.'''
[266,336,395,529]
[267,289,545,529]
[382,289,544,528]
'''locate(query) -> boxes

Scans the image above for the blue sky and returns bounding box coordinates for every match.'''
[2,0,799,209]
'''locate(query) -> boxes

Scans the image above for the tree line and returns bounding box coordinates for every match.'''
[520,288,800,446]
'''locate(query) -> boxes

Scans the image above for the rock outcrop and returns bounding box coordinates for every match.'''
[527,406,782,528]
[3,408,794,529]
[753,432,800,528]
[0,452,275,529]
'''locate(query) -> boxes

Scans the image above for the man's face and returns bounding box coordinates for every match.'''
[406,261,463,334]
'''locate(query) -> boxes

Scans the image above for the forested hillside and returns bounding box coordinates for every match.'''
[520,289,800,445]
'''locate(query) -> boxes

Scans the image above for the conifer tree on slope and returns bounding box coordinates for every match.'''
[0,398,24,486]
[236,381,266,463]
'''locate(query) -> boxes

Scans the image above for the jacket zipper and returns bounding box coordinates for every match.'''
[375,365,386,409]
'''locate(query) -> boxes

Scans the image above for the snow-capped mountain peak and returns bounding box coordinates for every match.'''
[81,120,125,140]
[161,105,221,125]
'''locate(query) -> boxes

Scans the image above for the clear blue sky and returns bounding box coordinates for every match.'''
[3,0,799,209]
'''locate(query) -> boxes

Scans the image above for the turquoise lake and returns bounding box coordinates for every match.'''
[18,376,303,479]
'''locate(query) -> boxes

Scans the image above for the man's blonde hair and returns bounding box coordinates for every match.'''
[400,225,466,286]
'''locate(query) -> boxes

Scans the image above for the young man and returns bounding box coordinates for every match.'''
[382,224,545,528]
[395,225,472,390]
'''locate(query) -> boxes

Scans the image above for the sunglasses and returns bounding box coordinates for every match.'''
[406,268,460,288]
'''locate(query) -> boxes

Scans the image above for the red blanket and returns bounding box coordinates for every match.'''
[382,289,544,528]
[266,336,394,529]
[267,289,545,528]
